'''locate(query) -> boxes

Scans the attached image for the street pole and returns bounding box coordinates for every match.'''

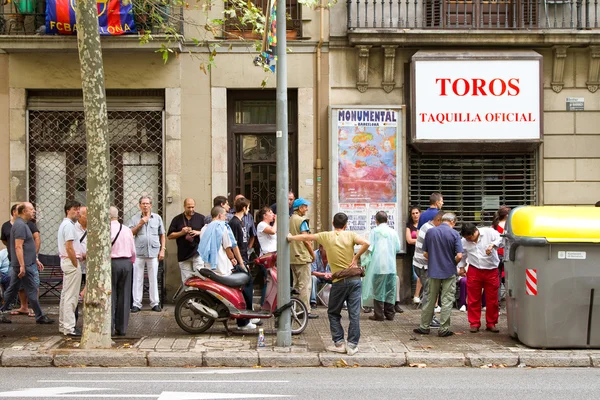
[275,0,291,347]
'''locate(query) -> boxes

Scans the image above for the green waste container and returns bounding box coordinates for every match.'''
[504,206,600,348]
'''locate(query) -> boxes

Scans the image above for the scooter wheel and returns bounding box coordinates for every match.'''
[175,291,216,334]
[290,298,309,335]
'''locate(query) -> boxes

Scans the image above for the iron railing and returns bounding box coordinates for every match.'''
[347,0,599,30]
[0,1,183,36]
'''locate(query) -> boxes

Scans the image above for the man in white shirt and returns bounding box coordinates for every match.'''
[57,200,83,336]
[74,206,87,301]
[458,223,502,334]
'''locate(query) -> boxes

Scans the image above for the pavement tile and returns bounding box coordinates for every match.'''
[204,351,259,367]
[1,350,53,367]
[53,351,148,367]
[591,354,600,367]
[259,351,320,367]
[467,352,519,367]
[518,352,591,367]
[138,337,160,350]
[407,352,466,367]
[148,351,203,367]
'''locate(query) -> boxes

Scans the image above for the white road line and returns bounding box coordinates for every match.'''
[40,380,289,384]
[68,369,275,375]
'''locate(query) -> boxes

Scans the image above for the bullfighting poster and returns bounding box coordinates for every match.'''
[330,106,406,252]
[46,0,136,35]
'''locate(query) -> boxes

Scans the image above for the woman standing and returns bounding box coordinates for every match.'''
[406,206,421,304]
[492,206,511,302]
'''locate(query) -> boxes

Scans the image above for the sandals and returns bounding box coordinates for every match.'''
[10,310,35,317]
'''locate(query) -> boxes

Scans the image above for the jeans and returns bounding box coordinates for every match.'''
[1,264,44,320]
[327,277,362,346]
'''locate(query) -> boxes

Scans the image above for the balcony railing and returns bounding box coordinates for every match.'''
[0,1,183,36]
[347,0,599,30]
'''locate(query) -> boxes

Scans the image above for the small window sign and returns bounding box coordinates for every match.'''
[566,97,584,111]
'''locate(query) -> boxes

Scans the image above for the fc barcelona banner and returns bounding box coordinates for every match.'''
[46,0,136,35]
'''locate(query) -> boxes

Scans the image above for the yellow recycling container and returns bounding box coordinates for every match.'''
[504,206,600,348]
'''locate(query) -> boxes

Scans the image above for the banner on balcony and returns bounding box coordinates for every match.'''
[329,106,406,251]
[46,0,136,35]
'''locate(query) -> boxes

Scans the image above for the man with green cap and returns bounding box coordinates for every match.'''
[289,198,318,319]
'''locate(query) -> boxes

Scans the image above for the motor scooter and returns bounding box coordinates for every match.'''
[174,252,309,335]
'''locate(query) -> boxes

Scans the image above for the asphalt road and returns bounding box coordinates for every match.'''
[0,367,599,399]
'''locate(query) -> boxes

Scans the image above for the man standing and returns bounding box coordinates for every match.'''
[109,206,136,336]
[310,244,331,309]
[204,196,232,225]
[129,196,165,313]
[363,211,401,322]
[168,198,205,286]
[271,191,295,216]
[414,213,463,337]
[74,206,87,301]
[233,194,257,255]
[0,203,53,324]
[289,198,317,319]
[58,200,83,336]
[459,223,502,333]
[229,197,258,330]
[288,213,369,356]
[1,203,43,317]
[418,192,444,229]
[413,211,444,328]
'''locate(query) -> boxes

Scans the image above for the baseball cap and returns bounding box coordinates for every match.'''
[292,198,310,210]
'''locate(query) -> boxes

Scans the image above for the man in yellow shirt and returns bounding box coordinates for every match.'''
[288,213,369,356]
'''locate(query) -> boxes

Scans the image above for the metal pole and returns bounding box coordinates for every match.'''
[275,0,291,347]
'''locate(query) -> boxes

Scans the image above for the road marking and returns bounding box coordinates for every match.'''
[0,387,291,399]
[157,393,290,399]
[68,369,275,375]
[40,380,289,384]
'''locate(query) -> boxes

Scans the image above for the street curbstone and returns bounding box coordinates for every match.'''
[147,351,203,367]
[53,351,148,367]
[518,352,591,368]
[467,352,519,367]
[591,354,600,367]
[319,352,407,367]
[259,351,320,367]
[407,352,466,367]
[1,350,53,367]
[204,351,259,367]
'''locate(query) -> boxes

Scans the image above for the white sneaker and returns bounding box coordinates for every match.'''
[459,305,467,312]
[238,322,256,330]
[413,297,421,304]
[250,318,261,324]
[326,343,346,354]
[346,345,359,356]
[434,306,441,313]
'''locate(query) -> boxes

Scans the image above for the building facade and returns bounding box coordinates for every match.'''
[1,0,599,300]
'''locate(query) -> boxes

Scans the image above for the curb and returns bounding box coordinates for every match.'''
[2,349,600,368]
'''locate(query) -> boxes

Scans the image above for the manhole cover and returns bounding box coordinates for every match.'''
[57,337,141,350]
[198,339,247,349]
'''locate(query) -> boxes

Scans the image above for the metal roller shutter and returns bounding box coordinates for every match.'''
[408,149,537,227]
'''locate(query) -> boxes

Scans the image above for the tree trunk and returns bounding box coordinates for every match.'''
[75,0,112,349]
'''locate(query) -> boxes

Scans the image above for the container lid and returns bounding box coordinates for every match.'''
[507,206,600,243]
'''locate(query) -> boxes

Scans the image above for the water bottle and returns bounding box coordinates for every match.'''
[257,328,266,347]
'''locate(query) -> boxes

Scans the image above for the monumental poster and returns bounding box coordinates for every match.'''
[330,107,405,252]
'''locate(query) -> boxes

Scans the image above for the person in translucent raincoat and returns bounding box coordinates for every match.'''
[362,211,401,321]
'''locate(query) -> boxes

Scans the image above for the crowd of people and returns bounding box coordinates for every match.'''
[0,190,562,353]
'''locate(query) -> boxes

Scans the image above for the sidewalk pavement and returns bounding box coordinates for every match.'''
[1,300,599,368]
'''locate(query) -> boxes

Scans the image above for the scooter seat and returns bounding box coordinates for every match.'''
[199,269,250,288]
